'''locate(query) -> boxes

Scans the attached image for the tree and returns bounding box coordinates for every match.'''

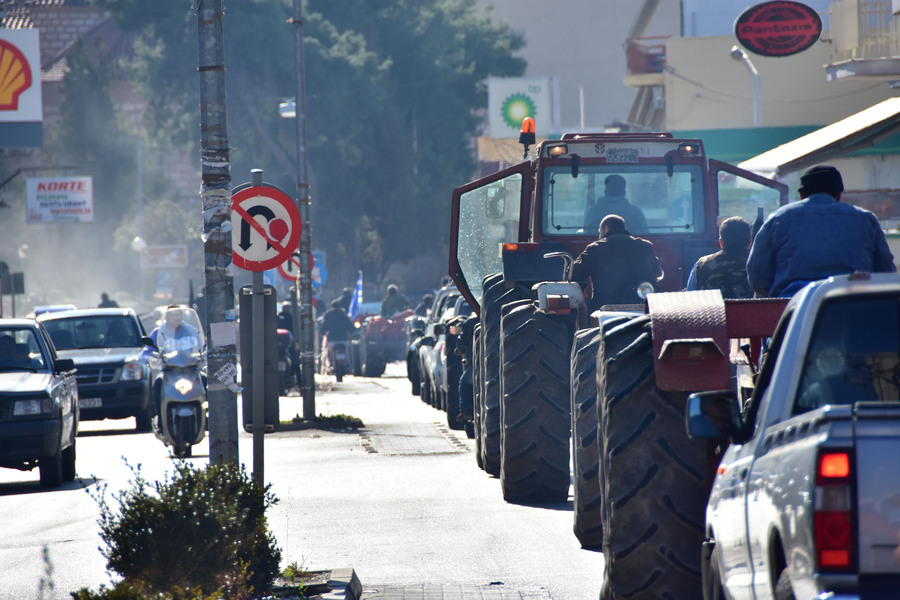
[91,0,525,288]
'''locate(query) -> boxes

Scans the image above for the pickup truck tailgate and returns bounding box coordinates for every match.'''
[855,403,900,573]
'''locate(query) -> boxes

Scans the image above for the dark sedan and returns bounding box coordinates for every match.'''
[0,319,79,488]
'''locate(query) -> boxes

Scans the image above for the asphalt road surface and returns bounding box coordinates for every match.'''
[0,362,603,599]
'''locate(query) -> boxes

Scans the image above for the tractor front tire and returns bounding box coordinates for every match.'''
[499,302,572,503]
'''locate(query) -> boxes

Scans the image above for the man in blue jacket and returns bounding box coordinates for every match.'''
[747,164,896,297]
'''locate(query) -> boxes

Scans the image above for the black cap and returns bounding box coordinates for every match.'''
[798,165,843,197]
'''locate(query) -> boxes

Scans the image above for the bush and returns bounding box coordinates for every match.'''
[91,460,282,599]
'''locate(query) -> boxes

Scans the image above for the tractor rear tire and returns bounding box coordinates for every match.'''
[598,314,709,599]
[499,301,572,503]
[473,323,484,470]
[571,326,603,549]
[572,316,635,549]
[480,275,530,476]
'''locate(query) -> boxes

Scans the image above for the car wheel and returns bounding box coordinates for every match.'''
[135,400,154,433]
[774,568,795,600]
[704,542,726,600]
[39,448,63,488]
[62,441,77,482]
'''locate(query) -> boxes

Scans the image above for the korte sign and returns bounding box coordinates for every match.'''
[735,1,822,57]
[26,177,94,223]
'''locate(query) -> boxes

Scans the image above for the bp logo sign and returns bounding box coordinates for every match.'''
[501,93,537,129]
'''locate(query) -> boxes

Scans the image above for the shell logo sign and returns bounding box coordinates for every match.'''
[0,29,42,127]
[0,39,32,111]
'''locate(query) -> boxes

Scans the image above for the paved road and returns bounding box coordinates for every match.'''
[0,362,603,599]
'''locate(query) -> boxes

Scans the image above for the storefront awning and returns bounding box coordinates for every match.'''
[738,97,900,178]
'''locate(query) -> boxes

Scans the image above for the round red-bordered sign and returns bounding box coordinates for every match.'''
[231,185,301,272]
[734,1,822,57]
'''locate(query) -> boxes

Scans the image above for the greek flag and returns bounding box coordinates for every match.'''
[348,271,363,319]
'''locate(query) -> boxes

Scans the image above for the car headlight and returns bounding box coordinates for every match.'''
[13,397,53,416]
[122,361,144,381]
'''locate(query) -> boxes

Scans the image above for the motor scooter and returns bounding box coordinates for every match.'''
[320,334,350,382]
[150,312,207,458]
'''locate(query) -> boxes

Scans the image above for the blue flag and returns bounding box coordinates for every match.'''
[348,271,363,319]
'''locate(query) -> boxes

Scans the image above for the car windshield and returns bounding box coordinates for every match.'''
[43,315,141,350]
[0,327,48,371]
[794,294,900,414]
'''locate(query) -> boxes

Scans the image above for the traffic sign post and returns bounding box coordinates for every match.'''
[231,170,301,485]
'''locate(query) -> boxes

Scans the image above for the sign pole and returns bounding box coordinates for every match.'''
[250,169,265,485]
[290,0,316,418]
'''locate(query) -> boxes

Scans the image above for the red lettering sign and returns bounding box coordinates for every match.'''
[735,1,822,57]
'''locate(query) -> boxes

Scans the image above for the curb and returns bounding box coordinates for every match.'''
[269,568,362,600]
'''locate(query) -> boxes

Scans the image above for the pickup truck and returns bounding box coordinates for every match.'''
[689,272,900,600]
[0,318,79,488]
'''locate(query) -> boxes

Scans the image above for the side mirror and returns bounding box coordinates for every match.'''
[686,390,742,440]
[55,358,76,373]
[433,324,446,336]
[142,335,158,351]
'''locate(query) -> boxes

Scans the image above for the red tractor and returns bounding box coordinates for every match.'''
[349,308,413,377]
[449,127,788,597]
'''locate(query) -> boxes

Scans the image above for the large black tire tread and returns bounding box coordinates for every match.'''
[598,314,710,600]
[473,323,484,470]
[571,326,603,549]
[481,278,532,477]
[572,316,636,549]
[499,301,572,503]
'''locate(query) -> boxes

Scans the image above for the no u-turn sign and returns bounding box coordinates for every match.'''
[231,185,301,272]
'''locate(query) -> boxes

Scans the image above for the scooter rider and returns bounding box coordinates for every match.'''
[320,299,355,343]
[152,306,201,354]
[150,306,202,417]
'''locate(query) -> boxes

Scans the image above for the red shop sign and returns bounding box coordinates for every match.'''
[735,1,822,57]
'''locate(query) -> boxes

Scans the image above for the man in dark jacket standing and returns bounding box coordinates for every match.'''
[686,216,754,298]
[572,214,660,312]
[748,164,895,297]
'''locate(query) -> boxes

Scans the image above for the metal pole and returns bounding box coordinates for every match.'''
[197,0,239,463]
[251,169,265,485]
[290,0,316,417]
[138,139,144,309]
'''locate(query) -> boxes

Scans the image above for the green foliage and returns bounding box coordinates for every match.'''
[91,0,526,287]
[90,461,282,600]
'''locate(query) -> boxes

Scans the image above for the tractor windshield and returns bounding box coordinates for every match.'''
[455,172,522,307]
[540,164,705,237]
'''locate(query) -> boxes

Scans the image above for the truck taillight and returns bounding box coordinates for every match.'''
[814,450,854,571]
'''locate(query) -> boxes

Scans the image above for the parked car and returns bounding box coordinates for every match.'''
[0,318,79,488]
[37,308,158,432]
[408,285,460,398]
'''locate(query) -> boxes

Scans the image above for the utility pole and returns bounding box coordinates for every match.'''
[197,0,239,463]
[290,0,316,417]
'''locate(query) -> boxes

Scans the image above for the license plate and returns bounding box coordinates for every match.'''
[79,397,102,409]
[335,352,346,361]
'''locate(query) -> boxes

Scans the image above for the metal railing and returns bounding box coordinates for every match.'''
[829,0,900,62]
